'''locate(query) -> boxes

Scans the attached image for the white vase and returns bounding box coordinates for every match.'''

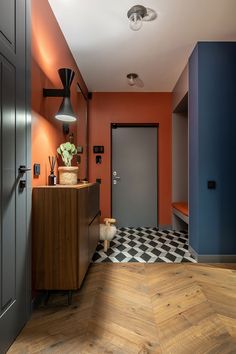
[58,166,78,185]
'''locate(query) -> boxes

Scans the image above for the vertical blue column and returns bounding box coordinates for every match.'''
[189,42,236,256]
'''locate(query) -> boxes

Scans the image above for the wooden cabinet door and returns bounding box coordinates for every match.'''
[33,188,78,290]
[78,188,89,288]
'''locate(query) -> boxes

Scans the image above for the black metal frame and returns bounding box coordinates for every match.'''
[43,88,70,98]
[77,82,89,181]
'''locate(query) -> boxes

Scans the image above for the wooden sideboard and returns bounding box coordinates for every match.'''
[33,183,100,291]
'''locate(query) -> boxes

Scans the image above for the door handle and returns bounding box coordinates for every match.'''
[113,176,121,180]
[19,165,31,174]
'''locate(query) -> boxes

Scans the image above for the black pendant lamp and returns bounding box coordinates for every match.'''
[43,68,77,123]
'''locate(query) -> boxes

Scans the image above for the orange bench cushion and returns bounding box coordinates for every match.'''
[172,202,189,216]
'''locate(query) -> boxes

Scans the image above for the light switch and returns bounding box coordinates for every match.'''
[208,181,216,189]
[34,163,40,176]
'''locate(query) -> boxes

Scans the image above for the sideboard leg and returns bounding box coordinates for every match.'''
[44,291,50,306]
[68,290,72,305]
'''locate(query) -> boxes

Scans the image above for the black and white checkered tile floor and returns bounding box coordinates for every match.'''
[92,227,196,263]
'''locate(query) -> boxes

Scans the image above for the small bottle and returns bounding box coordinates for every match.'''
[48,171,57,186]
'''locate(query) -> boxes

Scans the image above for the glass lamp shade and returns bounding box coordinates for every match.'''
[55,97,77,122]
[129,12,143,31]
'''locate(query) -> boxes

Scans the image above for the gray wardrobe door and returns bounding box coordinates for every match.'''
[112,126,158,228]
[0,1,31,353]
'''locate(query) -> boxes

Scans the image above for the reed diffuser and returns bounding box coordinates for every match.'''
[48,156,57,185]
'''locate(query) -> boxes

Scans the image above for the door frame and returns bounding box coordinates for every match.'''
[110,123,159,224]
[26,0,32,316]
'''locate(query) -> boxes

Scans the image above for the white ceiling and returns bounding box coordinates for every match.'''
[48,0,236,92]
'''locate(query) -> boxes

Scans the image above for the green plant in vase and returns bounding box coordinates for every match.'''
[57,142,77,166]
[57,142,78,185]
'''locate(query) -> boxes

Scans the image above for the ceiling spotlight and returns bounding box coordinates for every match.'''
[127,5,157,31]
[127,73,138,86]
[127,73,144,88]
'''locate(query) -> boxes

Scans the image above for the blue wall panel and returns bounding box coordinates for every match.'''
[189,42,236,255]
[189,45,199,252]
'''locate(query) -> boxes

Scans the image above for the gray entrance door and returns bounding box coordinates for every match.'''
[0,1,31,353]
[112,125,158,227]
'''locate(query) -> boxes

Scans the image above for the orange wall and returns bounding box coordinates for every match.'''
[89,93,172,226]
[32,0,87,186]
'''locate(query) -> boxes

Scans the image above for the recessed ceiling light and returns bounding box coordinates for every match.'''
[127,73,138,86]
[126,73,144,88]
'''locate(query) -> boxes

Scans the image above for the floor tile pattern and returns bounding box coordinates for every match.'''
[93,227,196,263]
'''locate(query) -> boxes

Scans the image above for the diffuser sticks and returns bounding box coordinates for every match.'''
[48,156,57,185]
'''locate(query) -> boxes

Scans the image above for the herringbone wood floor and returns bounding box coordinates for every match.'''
[8,264,236,353]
